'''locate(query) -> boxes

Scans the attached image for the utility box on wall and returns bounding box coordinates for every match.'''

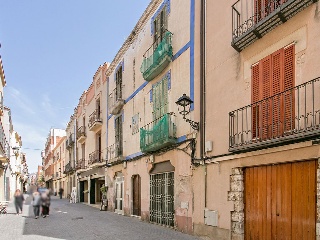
[204,209,218,227]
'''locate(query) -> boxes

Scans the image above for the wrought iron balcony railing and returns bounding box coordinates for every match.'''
[76,158,86,170]
[108,87,125,115]
[140,30,173,81]
[140,113,177,153]
[88,110,103,131]
[66,133,75,150]
[107,142,123,164]
[0,122,8,161]
[229,78,320,152]
[64,162,74,173]
[231,0,317,52]
[88,150,103,165]
[77,126,86,143]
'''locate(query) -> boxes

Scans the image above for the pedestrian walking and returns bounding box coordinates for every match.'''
[58,188,64,199]
[13,189,24,215]
[32,190,41,219]
[41,189,51,218]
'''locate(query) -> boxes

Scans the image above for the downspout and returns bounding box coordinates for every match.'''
[105,76,109,182]
[74,121,77,198]
[200,0,207,208]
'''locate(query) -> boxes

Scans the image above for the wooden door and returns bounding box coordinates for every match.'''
[244,160,316,240]
[90,179,96,204]
[132,175,141,216]
[115,176,124,214]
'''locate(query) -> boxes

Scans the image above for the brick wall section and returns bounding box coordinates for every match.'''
[228,168,244,240]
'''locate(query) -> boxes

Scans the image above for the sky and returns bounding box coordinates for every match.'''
[0,0,151,173]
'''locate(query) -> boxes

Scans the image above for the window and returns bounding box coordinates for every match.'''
[96,98,101,119]
[115,115,123,157]
[116,67,122,100]
[152,76,169,120]
[153,7,167,48]
[252,44,295,139]
[255,0,287,23]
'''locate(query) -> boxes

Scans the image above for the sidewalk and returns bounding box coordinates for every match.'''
[0,194,59,240]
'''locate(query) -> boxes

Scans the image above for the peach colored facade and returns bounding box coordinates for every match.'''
[41,0,320,239]
[52,136,66,195]
[75,63,108,204]
[191,1,320,239]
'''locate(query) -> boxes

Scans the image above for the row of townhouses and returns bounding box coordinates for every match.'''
[0,53,29,201]
[42,0,320,239]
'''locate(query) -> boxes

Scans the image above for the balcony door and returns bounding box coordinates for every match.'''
[153,7,167,48]
[115,115,123,157]
[152,76,168,121]
[252,44,295,140]
[116,67,122,101]
[255,0,287,23]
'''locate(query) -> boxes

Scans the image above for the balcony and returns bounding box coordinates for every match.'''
[140,113,177,153]
[64,162,74,174]
[0,92,3,116]
[88,150,104,167]
[76,159,87,172]
[231,0,318,52]
[107,142,124,165]
[140,31,173,82]
[88,110,103,132]
[0,121,8,162]
[77,126,86,144]
[109,87,125,115]
[229,78,320,152]
[66,133,75,150]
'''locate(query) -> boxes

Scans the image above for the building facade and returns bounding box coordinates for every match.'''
[103,0,196,233]
[76,63,108,205]
[42,128,66,190]
[64,113,77,199]
[191,0,320,239]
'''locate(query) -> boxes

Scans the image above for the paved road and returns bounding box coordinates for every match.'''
[0,195,202,240]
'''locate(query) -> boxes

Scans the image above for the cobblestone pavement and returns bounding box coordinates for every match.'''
[0,195,202,240]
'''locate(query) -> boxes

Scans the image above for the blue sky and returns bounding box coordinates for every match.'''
[0,0,151,173]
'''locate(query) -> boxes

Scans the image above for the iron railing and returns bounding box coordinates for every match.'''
[0,122,8,158]
[76,126,86,140]
[109,86,123,108]
[66,133,75,150]
[229,78,320,152]
[64,162,74,173]
[140,113,177,153]
[88,110,102,129]
[140,30,173,81]
[76,159,86,170]
[107,142,123,164]
[231,0,317,51]
[88,150,102,165]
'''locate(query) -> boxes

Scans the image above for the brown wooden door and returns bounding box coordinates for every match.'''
[244,160,316,240]
[132,175,141,216]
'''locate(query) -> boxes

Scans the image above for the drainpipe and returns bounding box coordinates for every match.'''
[200,0,207,208]
[105,76,109,184]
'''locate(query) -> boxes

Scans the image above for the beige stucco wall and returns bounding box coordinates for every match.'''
[192,1,320,239]
[107,0,194,158]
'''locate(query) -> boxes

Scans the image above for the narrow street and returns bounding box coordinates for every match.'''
[0,195,202,240]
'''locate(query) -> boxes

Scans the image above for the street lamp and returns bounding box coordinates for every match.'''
[176,94,199,131]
